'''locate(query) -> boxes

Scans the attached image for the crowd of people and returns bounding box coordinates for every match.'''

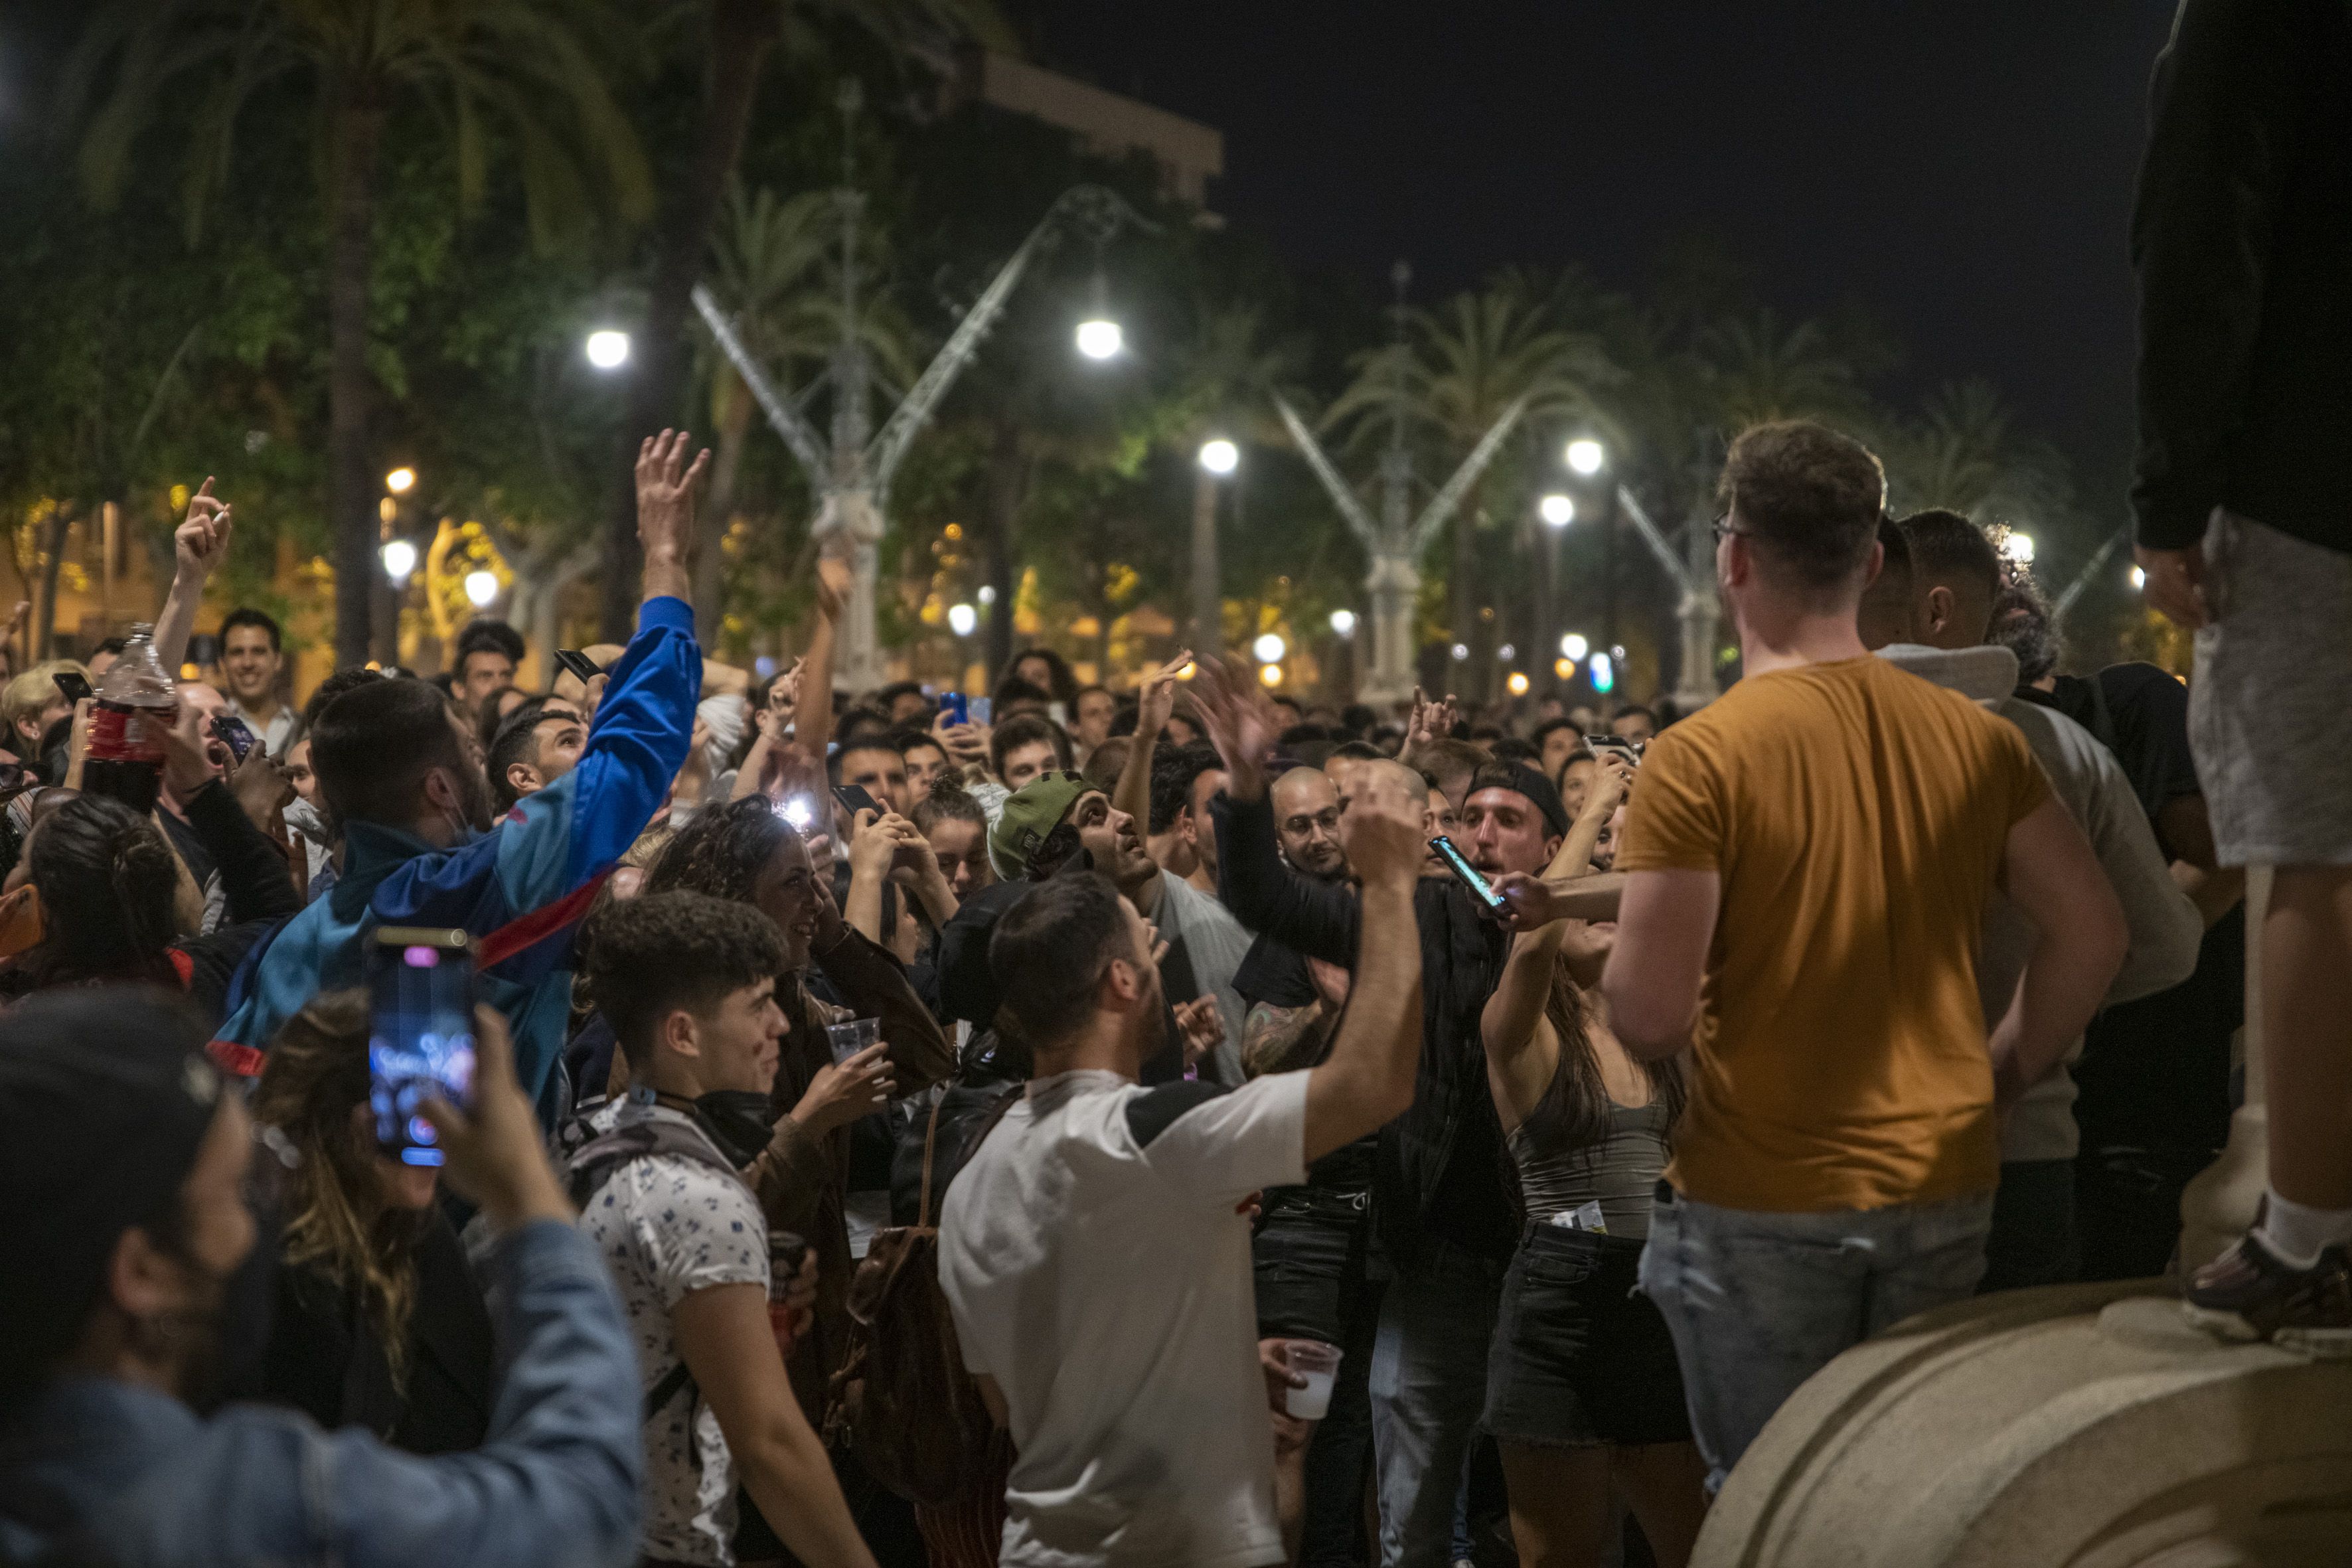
[3,11,2348,1558]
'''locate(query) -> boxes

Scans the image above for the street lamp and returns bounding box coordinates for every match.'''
[1506,671,1530,696]
[384,467,416,495]
[1075,318,1124,361]
[1450,643,1470,662]
[2130,565,2146,590]
[1329,608,1358,638]
[463,569,499,607]
[380,539,418,586]
[1199,438,1239,475]
[585,329,631,370]
[1252,631,1286,663]
[1259,664,1283,688]
[947,602,978,637]
[1539,493,1575,528]
[1560,632,1590,663]
[2001,530,2036,566]
[977,584,998,605]
[1565,437,1605,477]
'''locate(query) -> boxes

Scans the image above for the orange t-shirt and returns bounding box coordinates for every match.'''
[1616,656,2048,1212]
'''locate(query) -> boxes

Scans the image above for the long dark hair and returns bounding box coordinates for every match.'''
[1524,959,1685,1163]
[25,794,183,987]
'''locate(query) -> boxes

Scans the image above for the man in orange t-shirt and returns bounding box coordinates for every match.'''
[1602,421,2127,1492]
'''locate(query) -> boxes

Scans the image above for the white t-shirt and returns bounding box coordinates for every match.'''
[578,1103,769,1567]
[939,1067,1311,1568]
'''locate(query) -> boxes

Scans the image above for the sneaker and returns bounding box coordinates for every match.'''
[2182,1229,2352,1354]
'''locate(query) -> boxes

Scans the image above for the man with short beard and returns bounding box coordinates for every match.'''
[0,988,644,1567]
[215,431,712,1120]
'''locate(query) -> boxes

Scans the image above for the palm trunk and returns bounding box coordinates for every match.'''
[1451,488,1482,702]
[600,0,781,641]
[1190,463,1220,655]
[694,371,755,645]
[329,97,386,668]
[981,429,1027,681]
[32,506,74,657]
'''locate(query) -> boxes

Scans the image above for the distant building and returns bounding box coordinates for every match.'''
[934,47,1223,214]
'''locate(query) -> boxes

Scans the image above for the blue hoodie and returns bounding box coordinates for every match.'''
[215,596,699,1118]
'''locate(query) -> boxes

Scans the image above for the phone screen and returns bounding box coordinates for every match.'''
[54,672,94,705]
[968,696,992,726]
[1428,834,1505,909]
[210,714,257,762]
[368,927,477,1166]
[554,649,602,683]
[832,783,881,820]
[939,691,969,727]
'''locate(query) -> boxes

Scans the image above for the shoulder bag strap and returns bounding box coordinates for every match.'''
[916,1094,947,1229]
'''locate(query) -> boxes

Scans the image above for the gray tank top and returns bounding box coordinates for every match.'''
[1507,1099,1672,1239]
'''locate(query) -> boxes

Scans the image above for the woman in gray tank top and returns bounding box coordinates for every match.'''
[1476,757,1707,1567]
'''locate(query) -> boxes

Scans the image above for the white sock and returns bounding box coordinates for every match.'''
[2256,1190,2352,1269]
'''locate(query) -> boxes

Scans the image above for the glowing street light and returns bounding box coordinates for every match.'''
[947,602,978,637]
[2001,530,2036,566]
[1199,437,1239,475]
[1588,650,1616,693]
[380,539,418,585]
[1075,318,1124,360]
[1539,493,1575,528]
[1560,632,1590,663]
[1252,631,1287,663]
[977,584,998,605]
[384,467,416,495]
[1565,437,1605,476]
[1498,643,1515,661]
[1258,663,1283,688]
[1554,657,1575,679]
[1329,608,1358,638]
[1506,671,1530,696]
[1450,643,1470,662]
[463,570,500,607]
[584,329,631,370]
[2129,565,2146,590]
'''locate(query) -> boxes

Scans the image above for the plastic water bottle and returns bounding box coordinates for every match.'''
[84,623,176,813]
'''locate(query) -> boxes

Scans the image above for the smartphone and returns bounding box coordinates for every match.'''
[53,672,94,705]
[210,714,257,763]
[968,696,992,726]
[939,691,969,727]
[832,783,881,820]
[1428,834,1505,911]
[776,795,817,832]
[552,649,603,684]
[1587,735,1642,766]
[367,927,478,1167]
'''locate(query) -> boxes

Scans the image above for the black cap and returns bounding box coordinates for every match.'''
[0,988,224,1401]
[1466,761,1572,840]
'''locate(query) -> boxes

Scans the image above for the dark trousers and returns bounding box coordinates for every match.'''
[1255,1187,1385,1568]
[1980,1158,2080,1293]
[2074,1144,2221,1282]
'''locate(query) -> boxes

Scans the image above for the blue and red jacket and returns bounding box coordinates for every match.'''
[214,596,700,1120]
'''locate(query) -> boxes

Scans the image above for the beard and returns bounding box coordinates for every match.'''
[1989,580,2061,684]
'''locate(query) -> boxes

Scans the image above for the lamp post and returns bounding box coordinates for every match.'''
[1537,491,1573,696]
[1192,438,1239,653]
[693,82,1156,693]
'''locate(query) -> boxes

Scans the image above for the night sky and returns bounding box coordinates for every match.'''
[1037,1,2183,491]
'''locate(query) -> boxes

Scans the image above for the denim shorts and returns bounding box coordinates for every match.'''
[1481,1220,1691,1449]
[1252,1186,1376,1344]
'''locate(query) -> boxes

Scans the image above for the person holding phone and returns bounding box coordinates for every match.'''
[0,987,646,1568]
[216,607,295,756]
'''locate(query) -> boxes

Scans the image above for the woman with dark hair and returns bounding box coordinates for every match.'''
[994,646,1077,711]
[1474,759,1707,1568]
[0,707,301,1020]
[252,991,494,1454]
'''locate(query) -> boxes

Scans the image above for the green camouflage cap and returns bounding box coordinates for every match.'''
[988,769,1091,882]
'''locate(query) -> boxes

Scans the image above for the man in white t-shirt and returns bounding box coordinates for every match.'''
[574,891,876,1568]
[939,731,1429,1568]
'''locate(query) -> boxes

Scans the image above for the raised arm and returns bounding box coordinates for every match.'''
[794,557,849,769]
[155,478,232,671]
[1301,767,1425,1165]
[1114,649,1193,832]
[1481,921,1572,1085]
[1989,793,2130,1108]
[1196,656,1361,964]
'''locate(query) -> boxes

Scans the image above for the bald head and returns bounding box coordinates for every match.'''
[1272,767,1347,881]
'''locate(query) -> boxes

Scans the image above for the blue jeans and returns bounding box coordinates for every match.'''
[1638,1184,1994,1493]
[1368,1241,1502,1567]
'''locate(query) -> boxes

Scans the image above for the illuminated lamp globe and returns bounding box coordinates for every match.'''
[1565,438,1605,476]
[584,329,631,370]
[1560,632,1590,663]
[947,603,979,637]
[1252,632,1287,663]
[1075,319,1124,360]
[1199,438,1239,475]
[384,467,416,495]
[1506,671,1530,696]
[1329,609,1357,638]
[1258,663,1283,688]
[380,539,419,584]
[2002,531,2036,565]
[463,570,499,607]
[1539,493,1575,528]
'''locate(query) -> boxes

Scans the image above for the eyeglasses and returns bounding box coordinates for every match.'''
[1711,512,1750,545]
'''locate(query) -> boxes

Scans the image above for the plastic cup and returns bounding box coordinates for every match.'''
[826,1018,880,1065]
[1283,1340,1342,1420]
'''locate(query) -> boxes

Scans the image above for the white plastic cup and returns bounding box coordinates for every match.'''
[1284,1340,1342,1420]
[826,1018,880,1065]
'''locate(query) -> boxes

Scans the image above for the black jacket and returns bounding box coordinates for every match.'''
[1213,790,1518,1267]
[2132,0,2352,554]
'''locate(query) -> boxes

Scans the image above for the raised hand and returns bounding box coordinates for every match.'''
[814,553,852,623]
[634,429,712,573]
[173,477,232,582]
[2134,544,2210,631]
[1188,655,1279,799]
[1135,648,1194,739]
[1338,762,1427,892]
[1173,994,1226,1071]
[1403,686,1457,757]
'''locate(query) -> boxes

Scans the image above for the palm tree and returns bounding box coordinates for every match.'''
[1881,378,2073,525]
[1330,275,1612,698]
[64,0,653,665]
[594,0,1014,641]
